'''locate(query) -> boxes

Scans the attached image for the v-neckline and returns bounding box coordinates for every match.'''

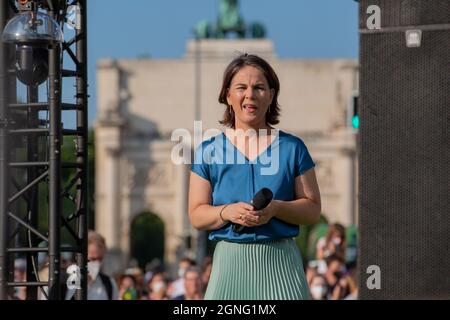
[222,129,280,163]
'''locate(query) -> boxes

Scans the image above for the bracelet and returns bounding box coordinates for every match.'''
[219,205,229,223]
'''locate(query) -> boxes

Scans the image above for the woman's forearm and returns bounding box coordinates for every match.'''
[271,198,321,225]
[189,204,228,231]
[189,198,320,230]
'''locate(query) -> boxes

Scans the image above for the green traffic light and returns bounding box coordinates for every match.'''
[352,115,359,129]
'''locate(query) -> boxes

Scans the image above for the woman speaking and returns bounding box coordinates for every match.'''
[188,54,321,300]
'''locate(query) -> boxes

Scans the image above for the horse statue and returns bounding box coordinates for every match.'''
[216,0,246,38]
[194,0,266,39]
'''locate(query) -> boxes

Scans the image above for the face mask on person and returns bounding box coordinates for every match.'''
[88,260,101,280]
[152,281,166,293]
[178,268,187,278]
[310,285,327,300]
[332,237,342,246]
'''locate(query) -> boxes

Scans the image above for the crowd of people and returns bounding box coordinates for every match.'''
[114,257,209,301]
[306,223,358,300]
[12,224,357,300]
[73,231,209,300]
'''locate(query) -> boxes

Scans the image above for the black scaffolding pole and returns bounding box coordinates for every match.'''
[25,84,39,300]
[0,0,12,301]
[0,0,89,300]
[74,0,88,300]
[47,41,62,300]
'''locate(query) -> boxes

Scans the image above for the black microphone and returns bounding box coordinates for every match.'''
[233,188,273,233]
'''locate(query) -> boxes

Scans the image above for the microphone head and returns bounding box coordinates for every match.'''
[252,188,273,210]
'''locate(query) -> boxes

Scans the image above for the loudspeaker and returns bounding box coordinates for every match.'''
[359,0,450,299]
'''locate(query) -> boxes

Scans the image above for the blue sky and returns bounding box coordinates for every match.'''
[74,0,359,127]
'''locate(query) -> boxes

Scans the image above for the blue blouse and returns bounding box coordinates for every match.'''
[191,130,315,243]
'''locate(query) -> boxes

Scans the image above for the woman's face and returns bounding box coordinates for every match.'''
[120,276,135,290]
[226,65,274,130]
[149,274,166,293]
[310,276,327,300]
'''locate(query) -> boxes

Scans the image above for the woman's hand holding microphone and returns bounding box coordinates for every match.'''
[220,201,277,227]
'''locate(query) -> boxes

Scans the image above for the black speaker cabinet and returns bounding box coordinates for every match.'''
[359,0,450,299]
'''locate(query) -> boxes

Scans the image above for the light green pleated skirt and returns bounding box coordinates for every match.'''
[204,238,310,300]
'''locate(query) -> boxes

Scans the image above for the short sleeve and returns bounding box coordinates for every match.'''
[295,139,315,177]
[191,140,211,181]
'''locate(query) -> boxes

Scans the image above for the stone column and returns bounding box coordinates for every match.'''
[95,59,127,274]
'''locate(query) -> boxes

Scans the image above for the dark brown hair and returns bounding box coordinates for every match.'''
[325,223,346,244]
[218,53,280,128]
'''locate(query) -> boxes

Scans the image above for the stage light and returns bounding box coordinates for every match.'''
[405,29,422,48]
[2,10,63,86]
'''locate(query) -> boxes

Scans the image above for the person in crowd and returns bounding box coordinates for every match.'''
[309,274,329,300]
[123,266,145,298]
[13,258,27,300]
[316,223,347,261]
[306,264,318,286]
[142,272,169,300]
[85,230,119,300]
[118,274,139,300]
[325,254,351,300]
[342,270,358,300]
[169,257,196,298]
[200,256,213,294]
[173,267,204,300]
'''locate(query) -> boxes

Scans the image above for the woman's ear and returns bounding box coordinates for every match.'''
[226,88,231,106]
[270,88,275,104]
